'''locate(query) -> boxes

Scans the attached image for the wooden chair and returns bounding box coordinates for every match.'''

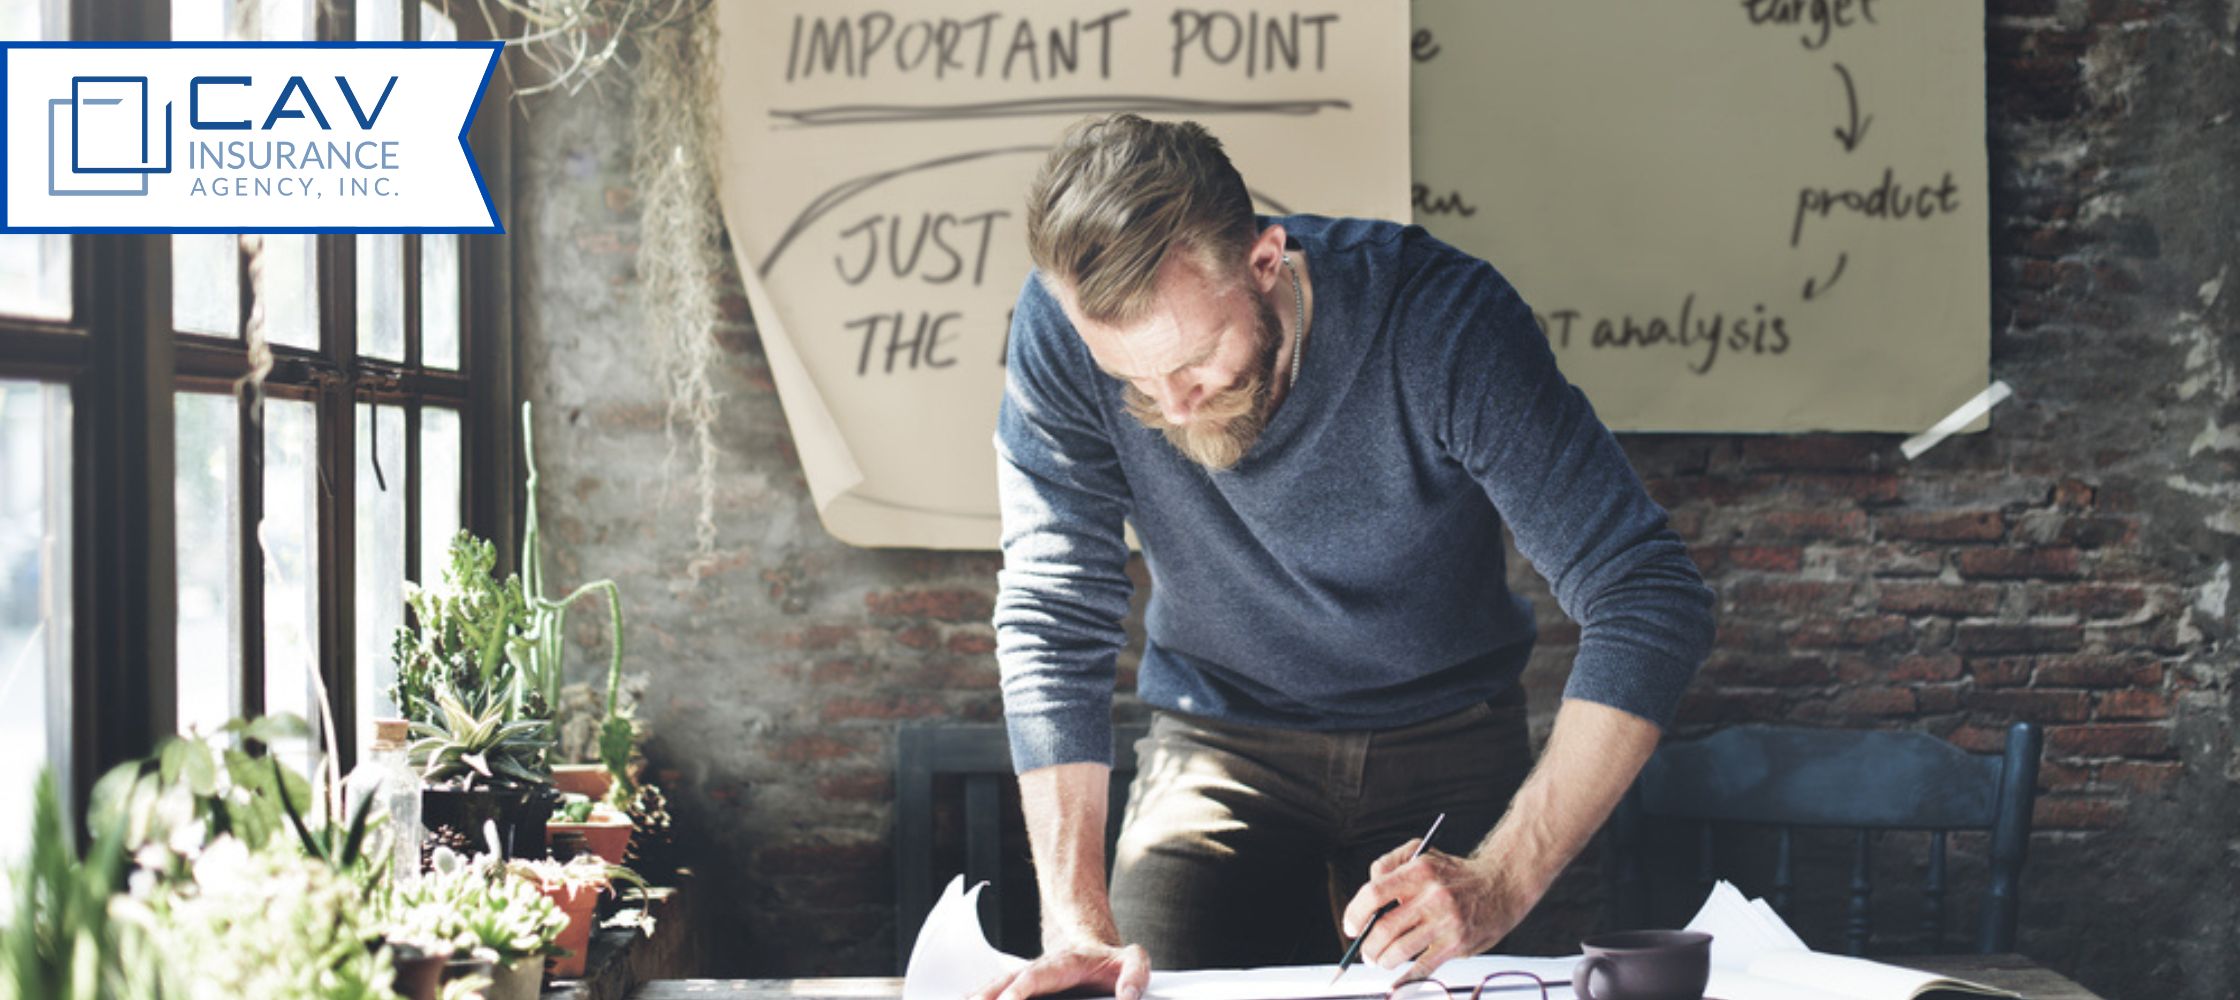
[893,722,1149,973]
[1604,721,2042,956]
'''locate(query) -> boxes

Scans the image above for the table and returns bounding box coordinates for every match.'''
[628,953,2104,1000]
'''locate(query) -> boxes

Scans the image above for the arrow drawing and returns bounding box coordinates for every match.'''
[1803,252,1849,300]
[1832,63,1872,152]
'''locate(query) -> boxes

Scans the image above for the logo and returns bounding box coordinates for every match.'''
[4,42,501,233]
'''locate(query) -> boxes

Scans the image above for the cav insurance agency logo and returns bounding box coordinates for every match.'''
[1,41,501,233]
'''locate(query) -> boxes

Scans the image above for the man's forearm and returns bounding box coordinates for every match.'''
[1018,762,1122,950]
[1467,698,1663,898]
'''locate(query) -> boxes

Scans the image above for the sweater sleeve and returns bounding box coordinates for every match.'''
[992,276,1137,772]
[1410,253,1717,730]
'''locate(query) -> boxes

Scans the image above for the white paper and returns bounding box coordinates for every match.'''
[902,875,1583,1000]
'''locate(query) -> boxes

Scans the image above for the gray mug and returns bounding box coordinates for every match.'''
[1571,929,1713,1000]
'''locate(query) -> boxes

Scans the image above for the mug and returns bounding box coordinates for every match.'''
[1571,929,1713,1000]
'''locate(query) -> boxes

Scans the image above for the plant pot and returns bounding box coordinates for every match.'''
[486,954,544,1000]
[540,880,605,979]
[441,946,499,992]
[547,816,633,865]
[551,763,612,800]
[387,941,451,1000]
[422,783,561,859]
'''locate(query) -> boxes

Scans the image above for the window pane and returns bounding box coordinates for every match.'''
[420,407,462,580]
[0,237,70,322]
[0,4,67,323]
[262,399,319,779]
[357,0,402,41]
[421,233,461,369]
[357,234,404,362]
[354,402,405,757]
[174,235,239,336]
[254,235,320,350]
[0,381,72,860]
[420,1,457,42]
[176,393,243,737]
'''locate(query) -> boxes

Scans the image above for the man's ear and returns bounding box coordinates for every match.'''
[1245,225,1289,295]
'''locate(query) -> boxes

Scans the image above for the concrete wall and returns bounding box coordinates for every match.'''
[513,2,2239,995]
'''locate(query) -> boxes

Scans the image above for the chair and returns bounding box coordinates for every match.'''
[893,722,1150,973]
[1603,721,2042,956]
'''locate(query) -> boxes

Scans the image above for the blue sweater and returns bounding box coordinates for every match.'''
[993,215,1716,773]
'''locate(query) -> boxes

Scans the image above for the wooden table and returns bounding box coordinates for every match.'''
[628,953,2103,1000]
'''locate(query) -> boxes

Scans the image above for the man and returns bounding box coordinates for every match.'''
[979,114,1715,1000]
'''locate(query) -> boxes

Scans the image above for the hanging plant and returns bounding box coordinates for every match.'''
[462,0,731,567]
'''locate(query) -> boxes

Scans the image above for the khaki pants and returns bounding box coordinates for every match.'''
[1109,686,1534,970]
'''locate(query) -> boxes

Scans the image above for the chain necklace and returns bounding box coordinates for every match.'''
[1282,251,1309,391]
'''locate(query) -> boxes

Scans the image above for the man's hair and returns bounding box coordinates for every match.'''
[1025,114,1258,325]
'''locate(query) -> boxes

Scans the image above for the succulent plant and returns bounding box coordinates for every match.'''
[407,685,554,790]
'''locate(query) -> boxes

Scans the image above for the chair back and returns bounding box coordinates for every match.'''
[893,723,1148,972]
[1605,721,2041,955]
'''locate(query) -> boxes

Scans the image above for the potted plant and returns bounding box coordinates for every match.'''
[504,853,652,980]
[546,792,633,864]
[410,685,560,859]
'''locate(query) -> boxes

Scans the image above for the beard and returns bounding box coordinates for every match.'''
[1122,296,1284,471]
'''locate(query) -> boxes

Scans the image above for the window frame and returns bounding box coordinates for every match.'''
[0,0,518,826]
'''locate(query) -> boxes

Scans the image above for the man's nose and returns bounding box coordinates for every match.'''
[1149,371,1201,424]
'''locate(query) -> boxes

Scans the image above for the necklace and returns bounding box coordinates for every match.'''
[1282,251,1309,391]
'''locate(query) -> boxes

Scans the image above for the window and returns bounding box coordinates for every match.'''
[0,0,511,825]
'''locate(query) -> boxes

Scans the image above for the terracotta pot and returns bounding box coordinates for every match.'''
[546,816,633,864]
[485,954,544,1000]
[387,941,451,1000]
[540,880,605,979]
[551,764,612,800]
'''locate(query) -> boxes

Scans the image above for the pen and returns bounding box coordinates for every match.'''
[1331,812,1447,984]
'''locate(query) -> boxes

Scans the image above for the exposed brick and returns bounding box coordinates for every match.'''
[946,630,998,655]
[1747,509,1870,543]
[772,734,869,763]
[2035,583,2148,619]
[1954,622,2082,654]
[1877,510,2007,543]
[1878,583,2003,617]
[1833,686,1918,717]
[2048,723,2175,759]
[1729,579,1857,613]
[893,624,940,650]
[2035,654,2164,688]
[1955,547,2083,580]
[1792,615,1912,650]
[2037,760,2091,791]
[816,772,894,802]
[1962,688,2091,722]
[1695,545,1804,573]
[2034,795,2127,831]
[1966,657,2035,686]
[1703,654,1832,687]
[2094,690,2172,721]
[2098,760,2183,796]
[864,587,995,622]
[819,694,949,723]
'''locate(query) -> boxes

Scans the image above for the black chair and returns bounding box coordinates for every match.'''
[1604,721,2042,956]
[893,723,1149,973]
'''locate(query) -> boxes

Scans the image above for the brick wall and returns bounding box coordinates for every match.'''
[515,1,2237,995]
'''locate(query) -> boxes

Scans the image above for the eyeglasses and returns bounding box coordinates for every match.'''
[1386,971,1556,1000]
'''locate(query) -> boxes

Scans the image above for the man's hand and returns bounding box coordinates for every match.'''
[1341,842,1531,981]
[970,942,1152,1000]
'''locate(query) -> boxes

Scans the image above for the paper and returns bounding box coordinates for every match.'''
[903,876,1582,1000]
[1683,880,2018,1000]
[1411,1,1991,433]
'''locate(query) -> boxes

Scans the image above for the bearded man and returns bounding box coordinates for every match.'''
[979,114,1716,1000]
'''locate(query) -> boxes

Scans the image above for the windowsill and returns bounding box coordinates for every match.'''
[541,868,706,1000]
